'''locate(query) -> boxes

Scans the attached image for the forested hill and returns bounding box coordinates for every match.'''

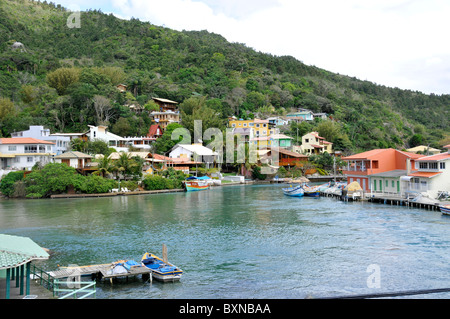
[0,0,448,154]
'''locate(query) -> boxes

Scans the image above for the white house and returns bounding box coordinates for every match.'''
[87,125,128,152]
[169,144,219,167]
[0,138,55,173]
[11,125,70,155]
[406,144,450,199]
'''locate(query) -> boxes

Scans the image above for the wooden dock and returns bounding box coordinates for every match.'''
[49,263,153,283]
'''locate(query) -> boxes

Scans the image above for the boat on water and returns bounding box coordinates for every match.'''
[141,252,183,282]
[282,185,304,197]
[440,205,450,216]
[302,185,320,197]
[184,176,211,192]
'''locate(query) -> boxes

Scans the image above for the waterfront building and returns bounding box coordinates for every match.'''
[342,148,422,195]
[10,125,70,155]
[169,144,219,168]
[54,151,94,170]
[405,144,450,199]
[0,234,49,299]
[0,138,55,173]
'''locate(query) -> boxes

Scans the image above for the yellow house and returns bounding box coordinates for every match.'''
[299,132,333,155]
[228,118,277,148]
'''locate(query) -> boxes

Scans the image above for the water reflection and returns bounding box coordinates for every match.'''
[1,184,450,299]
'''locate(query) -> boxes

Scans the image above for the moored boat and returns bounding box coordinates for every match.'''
[141,252,183,282]
[302,185,320,197]
[440,205,450,216]
[184,176,211,192]
[282,185,304,197]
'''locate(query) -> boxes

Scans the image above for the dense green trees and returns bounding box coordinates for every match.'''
[0,0,448,153]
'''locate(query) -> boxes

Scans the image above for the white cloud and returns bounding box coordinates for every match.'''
[54,0,450,94]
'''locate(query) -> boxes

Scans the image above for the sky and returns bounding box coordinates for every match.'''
[53,0,450,95]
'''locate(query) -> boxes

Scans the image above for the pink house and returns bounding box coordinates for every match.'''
[342,148,422,193]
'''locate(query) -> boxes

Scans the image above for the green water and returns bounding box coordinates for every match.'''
[1,184,450,299]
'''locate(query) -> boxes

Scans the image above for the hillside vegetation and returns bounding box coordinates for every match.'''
[0,0,449,154]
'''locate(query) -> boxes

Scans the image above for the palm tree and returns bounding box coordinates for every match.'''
[93,155,113,178]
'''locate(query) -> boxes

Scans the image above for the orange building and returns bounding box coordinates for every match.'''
[342,148,422,192]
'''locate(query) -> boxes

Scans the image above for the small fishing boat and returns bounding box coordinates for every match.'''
[440,205,450,216]
[141,252,183,282]
[184,176,210,192]
[282,185,304,197]
[302,185,320,197]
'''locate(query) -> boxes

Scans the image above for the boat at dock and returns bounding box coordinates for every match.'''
[440,205,450,216]
[302,185,320,197]
[282,185,304,197]
[184,176,211,192]
[141,252,183,282]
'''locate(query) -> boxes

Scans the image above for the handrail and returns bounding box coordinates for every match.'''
[55,280,96,299]
[30,263,96,299]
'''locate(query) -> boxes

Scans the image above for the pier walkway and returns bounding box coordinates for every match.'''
[49,264,153,282]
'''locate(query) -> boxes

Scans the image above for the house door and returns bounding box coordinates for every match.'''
[62,159,70,166]
[78,159,83,168]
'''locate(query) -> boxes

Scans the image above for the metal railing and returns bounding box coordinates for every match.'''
[30,263,96,299]
[53,280,96,299]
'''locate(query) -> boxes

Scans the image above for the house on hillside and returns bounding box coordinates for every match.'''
[11,125,70,155]
[270,134,293,150]
[342,148,422,195]
[299,132,333,155]
[405,144,450,199]
[87,125,128,152]
[147,124,163,139]
[406,145,442,155]
[0,138,55,172]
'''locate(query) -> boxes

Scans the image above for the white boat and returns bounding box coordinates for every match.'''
[282,185,304,197]
[440,205,450,216]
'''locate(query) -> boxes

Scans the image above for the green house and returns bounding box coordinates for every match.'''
[270,134,293,149]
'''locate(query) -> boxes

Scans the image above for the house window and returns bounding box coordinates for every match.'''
[8,146,17,151]
[243,123,247,127]
[392,181,395,188]
[256,124,260,128]
[429,162,438,170]
[27,157,33,163]
[14,157,20,163]
[420,162,428,169]
[440,162,446,170]
[24,145,38,153]
[372,161,379,169]
[305,139,309,143]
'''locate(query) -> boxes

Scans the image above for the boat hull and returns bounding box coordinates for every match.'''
[440,205,450,216]
[282,186,304,197]
[185,181,210,192]
[141,253,183,282]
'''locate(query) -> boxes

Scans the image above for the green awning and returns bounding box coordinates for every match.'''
[0,234,49,269]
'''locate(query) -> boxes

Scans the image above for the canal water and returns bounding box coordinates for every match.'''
[1,184,449,299]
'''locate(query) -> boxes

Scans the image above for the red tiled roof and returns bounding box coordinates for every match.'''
[148,125,162,137]
[417,153,450,161]
[409,171,443,178]
[0,138,55,145]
